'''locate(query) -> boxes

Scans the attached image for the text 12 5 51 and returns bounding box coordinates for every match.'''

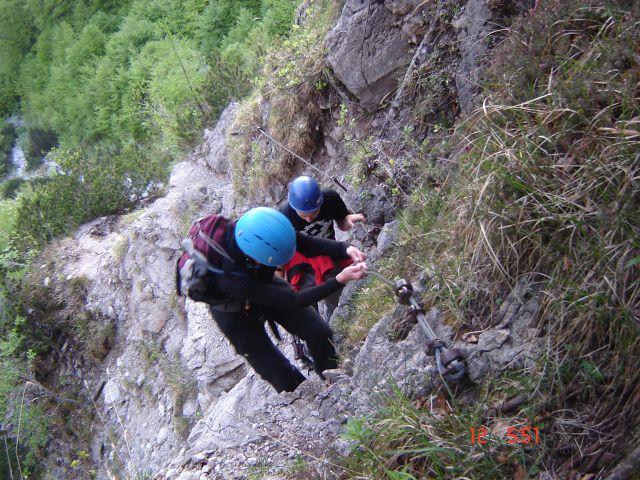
[469,426,540,445]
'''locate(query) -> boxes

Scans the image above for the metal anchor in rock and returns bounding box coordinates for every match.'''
[394,278,465,382]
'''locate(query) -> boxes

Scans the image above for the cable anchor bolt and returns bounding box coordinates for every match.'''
[394,278,413,305]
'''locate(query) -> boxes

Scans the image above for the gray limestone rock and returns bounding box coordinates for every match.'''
[453,0,535,116]
[326,0,414,110]
[103,380,121,404]
[199,103,238,173]
[377,220,399,254]
[453,0,493,116]
[478,329,511,352]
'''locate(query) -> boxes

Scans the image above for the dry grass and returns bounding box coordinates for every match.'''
[342,1,639,478]
[224,0,339,199]
[447,1,640,474]
[265,88,322,178]
[334,277,396,348]
[391,0,466,129]
[227,94,263,195]
[137,340,197,440]
[341,381,542,479]
[22,247,116,365]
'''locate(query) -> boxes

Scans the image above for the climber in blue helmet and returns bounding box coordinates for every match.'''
[186,206,366,393]
[281,175,366,320]
[287,175,324,214]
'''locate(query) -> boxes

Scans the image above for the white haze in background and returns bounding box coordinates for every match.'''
[5,117,60,181]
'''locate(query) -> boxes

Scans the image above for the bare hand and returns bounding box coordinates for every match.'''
[346,245,366,263]
[339,213,366,231]
[345,213,365,229]
[336,262,367,284]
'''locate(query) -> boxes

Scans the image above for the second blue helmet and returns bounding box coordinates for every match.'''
[235,207,296,266]
[288,176,323,213]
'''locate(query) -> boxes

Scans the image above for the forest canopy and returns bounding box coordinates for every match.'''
[0,0,298,245]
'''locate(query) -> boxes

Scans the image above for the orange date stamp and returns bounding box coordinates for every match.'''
[470,426,540,445]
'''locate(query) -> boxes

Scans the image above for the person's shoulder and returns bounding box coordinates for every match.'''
[322,189,348,211]
[322,189,342,203]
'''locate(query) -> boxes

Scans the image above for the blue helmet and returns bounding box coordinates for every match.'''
[288,176,323,213]
[235,207,296,266]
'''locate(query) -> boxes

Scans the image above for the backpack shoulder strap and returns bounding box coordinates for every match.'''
[197,229,234,263]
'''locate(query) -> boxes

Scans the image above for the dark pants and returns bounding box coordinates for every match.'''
[209,295,338,392]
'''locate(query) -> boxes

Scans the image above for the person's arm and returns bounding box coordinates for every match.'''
[216,263,366,309]
[296,231,365,263]
[295,231,348,258]
[322,189,363,232]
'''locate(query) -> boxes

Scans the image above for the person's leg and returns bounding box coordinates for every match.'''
[262,293,338,377]
[321,268,343,321]
[296,264,342,321]
[210,308,305,392]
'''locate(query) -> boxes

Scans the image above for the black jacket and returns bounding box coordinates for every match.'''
[208,220,350,309]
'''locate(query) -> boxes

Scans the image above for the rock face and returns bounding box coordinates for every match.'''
[45,111,546,480]
[52,104,267,478]
[325,0,419,110]
[51,114,380,475]
[452,0,494,116]
[453,0,535,115]
[36,2,541,478]
[327,0,532,116]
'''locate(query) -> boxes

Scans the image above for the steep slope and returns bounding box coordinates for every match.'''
[18,1,639,479]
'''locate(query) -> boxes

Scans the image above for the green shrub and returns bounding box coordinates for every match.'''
[14,177,85,247]
[261,0,298,37]
[2,0,306,248]
[0,0,35,113]
[0,1,314,472]
[196,0,262,53]
[0,313,48,476]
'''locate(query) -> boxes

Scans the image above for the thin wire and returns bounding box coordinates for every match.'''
[3,434,14,480]
[366,269,396,289]
[168,34,205,115]
[257,127,344,192]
